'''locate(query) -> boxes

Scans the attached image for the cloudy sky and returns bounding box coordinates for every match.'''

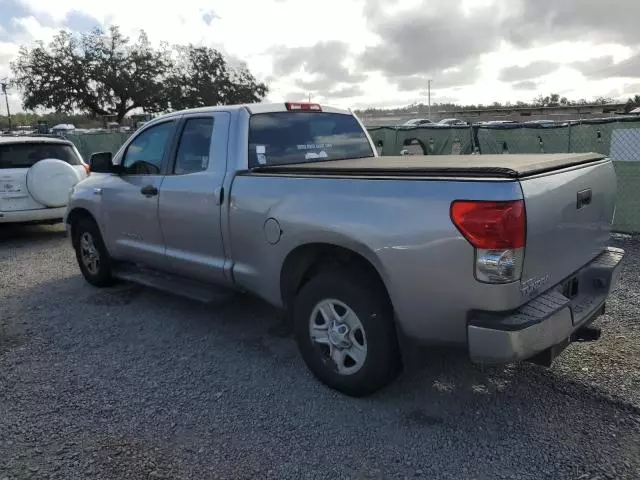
[1,0,639,113]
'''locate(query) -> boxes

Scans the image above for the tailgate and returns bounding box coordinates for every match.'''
[519,158,616,298]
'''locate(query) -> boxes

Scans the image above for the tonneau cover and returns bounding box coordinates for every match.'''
[251,153,607,179]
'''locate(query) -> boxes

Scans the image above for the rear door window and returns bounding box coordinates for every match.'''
[173,117,214,174]
[248,112,374,167]
[0,143,82,169]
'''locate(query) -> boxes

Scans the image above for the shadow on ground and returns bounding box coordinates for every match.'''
[0,222,67,242]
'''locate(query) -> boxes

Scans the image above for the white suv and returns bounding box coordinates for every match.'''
[0,136,88,224]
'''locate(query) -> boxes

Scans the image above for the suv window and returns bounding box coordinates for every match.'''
[248,112,374,167]
[0,143,82,169]
[174,118,214,174]
[122,121,174,175]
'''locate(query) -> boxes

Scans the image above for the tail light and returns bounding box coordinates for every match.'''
[450,200,526,283]
[285,102,322,112]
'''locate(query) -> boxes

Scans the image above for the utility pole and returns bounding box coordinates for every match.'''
[427,79,432,121]
[1,82,11,131]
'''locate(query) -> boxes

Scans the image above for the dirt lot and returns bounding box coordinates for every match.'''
[1,224,639,480]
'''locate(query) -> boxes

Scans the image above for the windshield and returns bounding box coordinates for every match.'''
[248,112,374,167]
[0,143,82,169]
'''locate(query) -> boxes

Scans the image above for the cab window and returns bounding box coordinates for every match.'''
[173,118,214,174]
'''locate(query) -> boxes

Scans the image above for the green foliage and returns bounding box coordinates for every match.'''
[0,112,101,130]
[356,93,621,115]
[10,25,268,122]
[165,45,268,111]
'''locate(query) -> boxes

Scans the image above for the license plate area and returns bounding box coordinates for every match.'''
[0,183,22,194]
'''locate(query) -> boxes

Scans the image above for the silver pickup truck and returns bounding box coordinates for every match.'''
[65,102,624,397]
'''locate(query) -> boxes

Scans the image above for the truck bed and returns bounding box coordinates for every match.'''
[250,153,607,179]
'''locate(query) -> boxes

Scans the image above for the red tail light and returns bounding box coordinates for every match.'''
[450,200,526,249]
[285,102,322,112]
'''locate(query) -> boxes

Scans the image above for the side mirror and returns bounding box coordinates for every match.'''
[89,151,116,173]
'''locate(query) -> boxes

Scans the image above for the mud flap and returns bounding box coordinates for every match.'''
[526,337,571,368]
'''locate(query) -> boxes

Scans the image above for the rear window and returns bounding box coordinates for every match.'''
[0,143,82,169]
[248,112,374,167]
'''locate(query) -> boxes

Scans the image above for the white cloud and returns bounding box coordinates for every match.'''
[0,0,637,114]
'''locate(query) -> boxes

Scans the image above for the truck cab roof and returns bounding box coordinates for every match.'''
[151,102,352,122]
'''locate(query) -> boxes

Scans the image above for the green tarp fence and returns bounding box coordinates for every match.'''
[366,127,398,156]
[59,119,640,233]
[395,126,475,155]
[63,131,132,161]
[476,125,571,154]
[612,162,640,234]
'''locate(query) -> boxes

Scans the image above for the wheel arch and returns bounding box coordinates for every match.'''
[280,242,393,312]
[66,207,98,248]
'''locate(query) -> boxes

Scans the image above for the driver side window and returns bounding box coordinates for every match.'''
[121,121,174,175]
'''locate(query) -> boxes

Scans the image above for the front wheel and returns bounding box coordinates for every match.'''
[293,269,401,397]
[73,217,115,287]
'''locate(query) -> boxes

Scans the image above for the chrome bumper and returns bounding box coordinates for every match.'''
[468,247,624,364]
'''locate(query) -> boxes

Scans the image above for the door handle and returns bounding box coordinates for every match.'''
[214,187,224,206]
[140,185,158,197]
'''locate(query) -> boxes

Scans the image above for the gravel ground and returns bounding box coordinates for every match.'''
[1,224,639,480]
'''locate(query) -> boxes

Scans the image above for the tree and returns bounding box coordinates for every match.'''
[532,93,563,107]
[624,95,640,113]
[593,96,614,105]
[11,26,268,122]
[548,93,560,106]
[11,27,170,122]
[165,45,268,111]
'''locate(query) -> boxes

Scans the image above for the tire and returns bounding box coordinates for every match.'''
[73,217,115,287]
[293,268,401,397]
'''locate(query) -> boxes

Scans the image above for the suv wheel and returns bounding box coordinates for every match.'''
[293,269,401,397]
[73,217,114,287]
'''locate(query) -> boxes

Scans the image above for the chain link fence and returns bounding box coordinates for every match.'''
[60,118,640,233]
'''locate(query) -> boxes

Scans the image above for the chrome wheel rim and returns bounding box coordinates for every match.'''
[309,299,367,375]
[80,232,100,275]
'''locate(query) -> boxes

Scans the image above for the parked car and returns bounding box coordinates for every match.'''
[476,120,520,126]
[0,137,88,224]
[438,118,468,126]
[65,102,624,397]
[523,119,570,128]
[402,118,434,126]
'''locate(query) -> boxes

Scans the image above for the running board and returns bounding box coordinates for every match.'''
[112,265,231,303]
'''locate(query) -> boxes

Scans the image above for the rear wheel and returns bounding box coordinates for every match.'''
[293,269,401,397]
[73,217,114,287]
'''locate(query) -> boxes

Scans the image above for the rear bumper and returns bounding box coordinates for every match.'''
[468,246,624,364]
[0,207,66,224]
